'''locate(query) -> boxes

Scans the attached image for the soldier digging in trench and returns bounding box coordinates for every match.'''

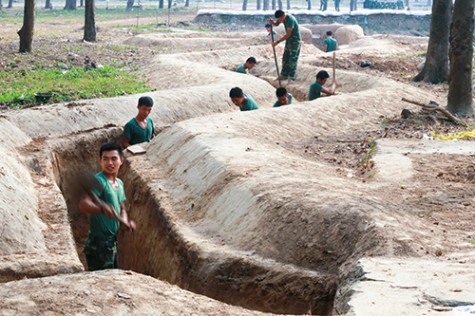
[268,10,302,85]
[79,143,136,271]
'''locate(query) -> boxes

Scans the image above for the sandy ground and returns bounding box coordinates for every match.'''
[0,12,475,316]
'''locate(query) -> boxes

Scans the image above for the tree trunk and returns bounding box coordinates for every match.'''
[45,0,52,9]
[263,0,269,10]
[350,0,356,10]
[277,0,282,9]
[185,0,189,7]
[7,0,13,8]
[307,0,311,10]
[413,0,451,83]
[286,0,290,9]
[0,0,3,9]
[159,0,164,9]
[126,0,134,10]
[271,0,275,9]
[257,0,261,10]
[79,0,83,7]
[242,0,248,10]
[18,0,35,53]
[84,0,96,42]
[447,0,474,117]
[64,0,76,10]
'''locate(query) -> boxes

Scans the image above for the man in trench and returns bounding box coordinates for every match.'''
[268,10,302,84]
[79,143,136,271]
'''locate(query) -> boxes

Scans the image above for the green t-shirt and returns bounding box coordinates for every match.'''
[241,94,259,111]
[89,172,126,238]
[273,93,293,108]
[323,37,337,52]
[308,82,323,101]
[283,14,301,43]
[123,117,154,146]
[236,64,247,74]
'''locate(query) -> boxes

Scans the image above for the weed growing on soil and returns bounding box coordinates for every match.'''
[357,137,377,176]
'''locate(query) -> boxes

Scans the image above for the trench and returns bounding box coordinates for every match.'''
[51,128,365,315]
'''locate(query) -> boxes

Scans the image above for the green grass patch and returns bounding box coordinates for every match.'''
[0,65,153,108]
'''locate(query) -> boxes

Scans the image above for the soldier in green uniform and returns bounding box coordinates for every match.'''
[268,10,302,84]
[308,70,337,101]
[236,57,257,74]
[323,31,337,52]
[121,96,155,148]
[273,87,293,107]
[79,143,135,271]
[229,87,259,111]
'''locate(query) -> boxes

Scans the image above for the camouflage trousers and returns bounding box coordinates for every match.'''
[84,235,118,271]
[281,40,301,80]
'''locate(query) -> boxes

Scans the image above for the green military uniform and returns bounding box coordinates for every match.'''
[123,117,155,146]
[323,37,337,52]
[236,64,247,74]
[273,93,293,108]
[281,14,301,80]
[84,172,126,271]
[308,82,323,101]
[241,94,259,111]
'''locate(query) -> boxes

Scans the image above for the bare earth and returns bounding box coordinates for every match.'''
[0,11,474,316]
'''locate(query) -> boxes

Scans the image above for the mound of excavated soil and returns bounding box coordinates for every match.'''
[0,270,271,315]
[0,23,474,316]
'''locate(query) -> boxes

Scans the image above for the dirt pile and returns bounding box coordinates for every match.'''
[0,270,272,316]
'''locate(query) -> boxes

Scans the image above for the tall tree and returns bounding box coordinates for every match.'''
[18,0,35,52]
[446,0,474,117]
[413,0,451,83]
[159,0,164,9]
[84,0,96,42]
[242,0,248,10]
[263,0,269,10]
[277,0,282,9]
[79,0,83,7]
[64,0,76,10]
[185,0,189,7]
[7,0,12,8]
[307,0,311,10]
[286,0,290,9]
[257,0,261,10]
[45,0,52,9]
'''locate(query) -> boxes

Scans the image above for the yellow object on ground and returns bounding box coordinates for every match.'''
[431,130,475,140]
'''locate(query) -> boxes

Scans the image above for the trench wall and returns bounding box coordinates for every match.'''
[194,10,431,35]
